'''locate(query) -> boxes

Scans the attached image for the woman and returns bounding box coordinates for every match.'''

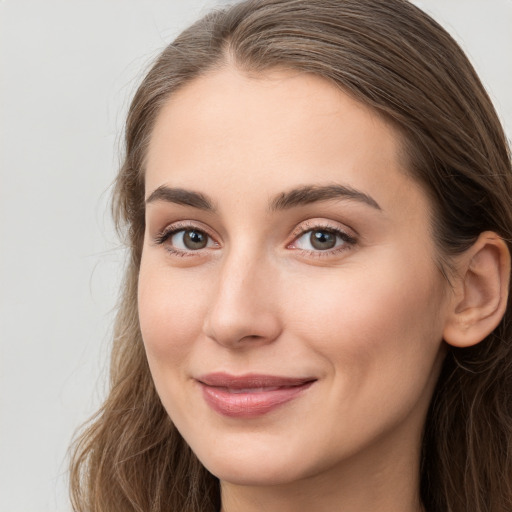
[70,0,512,510]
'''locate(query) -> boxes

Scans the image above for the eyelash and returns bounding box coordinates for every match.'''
[154,222,217,257]
[288,222,357,258]
[153,221,357,258]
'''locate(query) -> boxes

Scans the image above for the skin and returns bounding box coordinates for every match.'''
[138,67,455,512]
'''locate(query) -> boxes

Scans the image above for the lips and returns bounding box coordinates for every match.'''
[197,372,316,418]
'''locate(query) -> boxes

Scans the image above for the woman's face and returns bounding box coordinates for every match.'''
[139,68,450,488]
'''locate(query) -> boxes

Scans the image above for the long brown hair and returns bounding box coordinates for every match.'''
[70,1,512,510]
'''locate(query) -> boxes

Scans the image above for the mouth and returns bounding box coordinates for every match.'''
[196,373,317,418]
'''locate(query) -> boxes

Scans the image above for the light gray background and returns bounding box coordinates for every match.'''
[1,1,511,510]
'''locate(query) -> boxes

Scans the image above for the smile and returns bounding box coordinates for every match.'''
[197,373,316,418]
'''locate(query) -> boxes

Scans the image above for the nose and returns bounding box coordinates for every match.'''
[202,250,282,348]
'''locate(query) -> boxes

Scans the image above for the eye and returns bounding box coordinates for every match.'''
[154,225,218,255]
[171,229,212,250]
[291,226,356,253]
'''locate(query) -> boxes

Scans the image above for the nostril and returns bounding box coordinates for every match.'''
[203,315,282,348]
[241,335,264,342]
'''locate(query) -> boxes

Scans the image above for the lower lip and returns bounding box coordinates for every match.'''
[199,381,314,418]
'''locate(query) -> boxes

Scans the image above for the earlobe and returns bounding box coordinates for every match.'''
[443,232,511,348]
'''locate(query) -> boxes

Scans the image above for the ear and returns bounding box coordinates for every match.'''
[443,231,510,348]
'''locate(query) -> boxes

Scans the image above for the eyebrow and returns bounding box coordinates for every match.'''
[269,184,381,211]
[145,183,381,212]
[145,186,215,211]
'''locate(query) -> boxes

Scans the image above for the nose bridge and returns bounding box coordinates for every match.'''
[203,244,281,347]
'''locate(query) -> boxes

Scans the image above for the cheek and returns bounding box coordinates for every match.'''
[280,254,447,448]
[138,260,209,366]
[283,250,446,381]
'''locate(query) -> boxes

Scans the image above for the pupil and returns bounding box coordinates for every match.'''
[310,230,336,250]
[184,230,207,249]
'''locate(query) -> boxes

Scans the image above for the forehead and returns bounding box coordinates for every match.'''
[145,67,426,219]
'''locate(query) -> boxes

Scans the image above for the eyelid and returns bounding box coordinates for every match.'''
[289,219,357,241]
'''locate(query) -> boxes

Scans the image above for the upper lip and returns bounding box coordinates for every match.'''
[197,372,316,389]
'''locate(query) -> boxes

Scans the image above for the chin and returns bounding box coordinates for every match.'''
[190,434,320,487]
[203,457,302,487]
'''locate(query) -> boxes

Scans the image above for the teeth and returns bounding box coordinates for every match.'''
[228,386,281,394]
